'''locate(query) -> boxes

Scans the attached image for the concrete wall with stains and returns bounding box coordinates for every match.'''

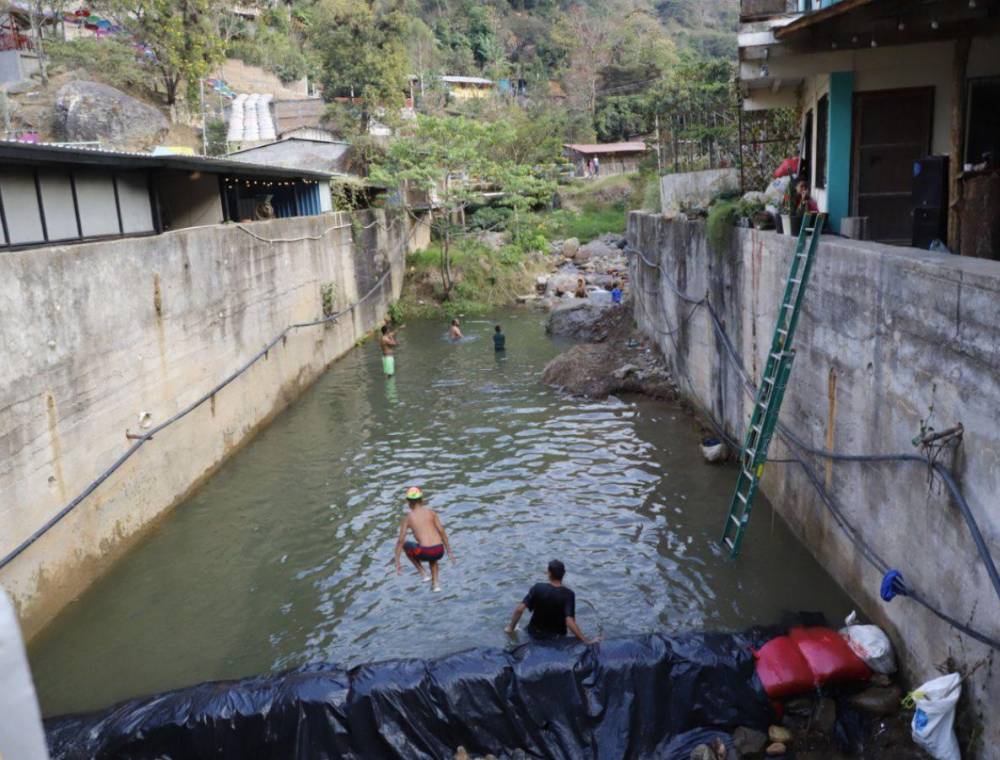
[629,214,1000,752]
[0,210,407,639]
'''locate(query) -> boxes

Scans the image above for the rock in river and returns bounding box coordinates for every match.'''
[545,299,617,342]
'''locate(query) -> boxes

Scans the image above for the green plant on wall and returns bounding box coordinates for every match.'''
[706,199,738,252]
[387,300,406,324]
[320,281,337,318]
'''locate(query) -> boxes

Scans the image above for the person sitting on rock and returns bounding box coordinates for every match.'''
[574,278,587,299]
[610,280,622,305]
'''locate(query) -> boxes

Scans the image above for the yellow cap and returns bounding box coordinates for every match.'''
[405,487,424,501]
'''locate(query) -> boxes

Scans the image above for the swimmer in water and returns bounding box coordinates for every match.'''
[505,559,596,644]
[379,324,398,377]
[449,318,463,341]
[394,487,456,592]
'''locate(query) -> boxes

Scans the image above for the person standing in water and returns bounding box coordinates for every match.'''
[395,487,456,592]
[449,318,463,341]
[505,560,596,644]
[493,324,506,352]
[379,324,398,377]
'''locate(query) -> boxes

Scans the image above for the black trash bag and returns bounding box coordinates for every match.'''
[45,631,775,760]
[661,728,736,760]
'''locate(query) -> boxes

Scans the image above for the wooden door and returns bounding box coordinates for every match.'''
[852,88,934,244]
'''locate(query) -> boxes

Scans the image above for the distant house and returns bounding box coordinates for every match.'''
[563,142,649,177]
[739,0,1000,253]
[0,141,334,249]
[442,76,495,100]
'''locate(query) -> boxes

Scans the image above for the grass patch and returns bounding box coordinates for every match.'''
[542,207,626,243]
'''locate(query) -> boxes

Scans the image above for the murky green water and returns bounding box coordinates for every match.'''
[29,310,853,716]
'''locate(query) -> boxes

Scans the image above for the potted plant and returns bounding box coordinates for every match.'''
[779,191,798,237]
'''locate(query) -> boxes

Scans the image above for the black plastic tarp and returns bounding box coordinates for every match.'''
[45,631,774,760]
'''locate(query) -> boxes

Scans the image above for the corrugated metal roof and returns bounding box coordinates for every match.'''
[0,140,334,180]
[563,142,648,155]
[442,76,494,85]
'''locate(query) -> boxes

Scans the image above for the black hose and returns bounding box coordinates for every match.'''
[629,242,1000,650]
[0,214,413,572]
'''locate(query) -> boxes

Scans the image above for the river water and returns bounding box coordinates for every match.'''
[29,309,852,717]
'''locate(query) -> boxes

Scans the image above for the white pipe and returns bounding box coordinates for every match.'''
[0,589,49,760]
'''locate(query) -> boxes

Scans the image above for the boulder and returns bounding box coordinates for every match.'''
[848,685,902,716]
[53,81,169,148]
[579,239,618,260]
[545,299,617,341]
[767,726,792,744]
[733,726,768,755]
[561,237,580,258]
[765,742,786,757]
[573,247,592,264]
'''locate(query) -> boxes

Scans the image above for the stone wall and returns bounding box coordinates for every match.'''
[629,213,1000,752]
[0,210,407,638]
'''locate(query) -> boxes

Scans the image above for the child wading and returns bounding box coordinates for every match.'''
[394,487,456,592]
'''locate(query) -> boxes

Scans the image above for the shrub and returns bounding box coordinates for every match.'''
[706,200,739,252]
[47,38,157,96]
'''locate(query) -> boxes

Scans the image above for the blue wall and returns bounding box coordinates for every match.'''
[827,71,854,232]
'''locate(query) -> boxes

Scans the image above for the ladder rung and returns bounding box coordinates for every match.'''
[777,328,788,335]
[737,492,747,504]
[796,252,807,258]
[743,468,754,479]
[724,537,736,550]
[763,377,774,385]
[730,514,742,526]
[790,278,801,285]
[782,304,794,310]
[770,352,783,360]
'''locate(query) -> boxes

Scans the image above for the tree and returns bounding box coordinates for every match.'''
[371,115,554,298]
[94,0,224,107]
[312,0,409,128]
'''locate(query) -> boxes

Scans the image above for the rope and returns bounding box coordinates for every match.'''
[628,240,1000,651]
[0,212,414,572]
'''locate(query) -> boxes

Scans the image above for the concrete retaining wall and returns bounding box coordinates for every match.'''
[0,210,407,638]
[629,213,1000,753]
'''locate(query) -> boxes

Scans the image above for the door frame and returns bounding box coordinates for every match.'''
[850,86,935,238]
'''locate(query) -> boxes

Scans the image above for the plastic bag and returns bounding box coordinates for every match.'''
[910,672,961,760]
[840,611,896,674]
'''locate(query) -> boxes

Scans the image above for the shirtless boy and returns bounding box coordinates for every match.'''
[379,324,398,377]
[449,319,463,341]
[394,487,455,592]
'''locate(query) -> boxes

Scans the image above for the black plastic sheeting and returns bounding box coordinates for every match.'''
[45,631,775,760]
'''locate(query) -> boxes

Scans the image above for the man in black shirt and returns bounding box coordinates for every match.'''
[504,560,596,644]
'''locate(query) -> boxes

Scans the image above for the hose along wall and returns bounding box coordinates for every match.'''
[0,210,414,573]
[627,238,1000,651]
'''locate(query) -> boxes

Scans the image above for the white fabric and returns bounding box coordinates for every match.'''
[0,590,49,760]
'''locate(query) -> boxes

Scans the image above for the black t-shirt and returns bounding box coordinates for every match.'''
[493,332,506,351]
[523,582,575,638]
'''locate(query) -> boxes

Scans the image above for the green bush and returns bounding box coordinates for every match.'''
[469,206,513,231]
[543,207,626,242]
[48,38,157,96]
[706,200,738,252]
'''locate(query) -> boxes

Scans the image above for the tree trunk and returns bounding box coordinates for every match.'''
[30,6,48,85]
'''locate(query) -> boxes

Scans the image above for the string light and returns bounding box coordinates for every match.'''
[930,20,939,30]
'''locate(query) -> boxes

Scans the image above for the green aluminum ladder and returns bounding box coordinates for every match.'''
[721,213,826,557]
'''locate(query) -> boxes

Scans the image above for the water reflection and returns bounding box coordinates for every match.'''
[29,310,851,716]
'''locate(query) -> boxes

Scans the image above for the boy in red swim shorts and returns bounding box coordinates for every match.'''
[394,487,456,592]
